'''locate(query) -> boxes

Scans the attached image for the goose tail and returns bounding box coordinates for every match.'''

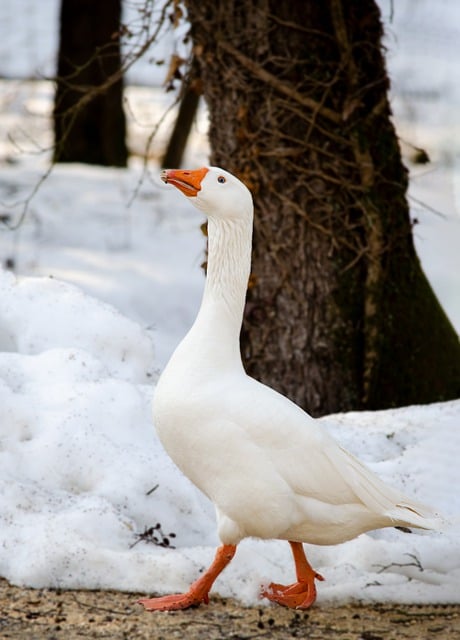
[386,500,444,532]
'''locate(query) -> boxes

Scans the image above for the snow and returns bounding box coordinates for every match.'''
[0,0,459,607]
[0,281,458,603]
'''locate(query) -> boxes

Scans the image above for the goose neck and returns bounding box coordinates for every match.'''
[202,217,252,322]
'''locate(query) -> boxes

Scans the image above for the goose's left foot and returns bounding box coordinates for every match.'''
[138,590,209,611]
[261,540,324,609]
[138,544,236,612]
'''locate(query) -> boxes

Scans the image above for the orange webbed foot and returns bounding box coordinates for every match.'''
[261,570,324,610]
[138,590,209,612]
[138,544,237,612]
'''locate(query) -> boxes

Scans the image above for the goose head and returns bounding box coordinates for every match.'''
[161,166,253,222]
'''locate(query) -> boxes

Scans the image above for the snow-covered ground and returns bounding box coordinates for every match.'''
[0,0,459,606]
[1,261,459,604]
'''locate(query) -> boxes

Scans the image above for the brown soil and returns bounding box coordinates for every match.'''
[1,577,459,640]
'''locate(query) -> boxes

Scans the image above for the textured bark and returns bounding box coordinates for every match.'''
[186,0,460,416]
[53,0,127,167]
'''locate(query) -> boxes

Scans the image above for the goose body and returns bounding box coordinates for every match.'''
[140,167,439,612]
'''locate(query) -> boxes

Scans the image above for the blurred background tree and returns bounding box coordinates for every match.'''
[53,0,128,167]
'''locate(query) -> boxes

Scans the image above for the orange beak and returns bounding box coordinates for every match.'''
[160,167,209,197]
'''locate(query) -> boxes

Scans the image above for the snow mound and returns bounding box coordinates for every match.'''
[0,269,155,383]
[0,270,214,589]
[0,344,214,589]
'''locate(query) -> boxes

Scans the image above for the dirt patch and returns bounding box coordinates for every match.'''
[1,577,459,639]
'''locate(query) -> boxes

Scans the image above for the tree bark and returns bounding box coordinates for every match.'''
[186,0,460,416]
[53,0,127,167]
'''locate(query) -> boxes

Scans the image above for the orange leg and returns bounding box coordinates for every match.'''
[261,541,324,609]
[138,544,237,612]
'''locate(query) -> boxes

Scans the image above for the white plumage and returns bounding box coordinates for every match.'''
[139,166,439,612]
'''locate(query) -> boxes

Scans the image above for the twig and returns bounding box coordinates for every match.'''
[126,94,181,208]
[408,194,447,219]
[129,524,176,550]
[217,40,341,124]
[0,164,54,231]
[374,553,424,574]
[146,484,159,496]
[70,594,128,616]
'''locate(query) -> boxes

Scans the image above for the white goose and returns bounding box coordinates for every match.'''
[139,166,439,612]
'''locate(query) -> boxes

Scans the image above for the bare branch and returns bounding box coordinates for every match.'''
[217,40,342,124]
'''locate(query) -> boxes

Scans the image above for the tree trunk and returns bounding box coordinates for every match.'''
[53,0,127,167]
[186,0,460,416]
[162,58,201,168]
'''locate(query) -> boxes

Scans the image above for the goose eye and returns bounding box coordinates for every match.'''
[217,176,226,184]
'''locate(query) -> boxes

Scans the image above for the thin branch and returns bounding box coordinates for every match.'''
[217,40,341,124]
[374,553,424,574]
[126,94,181,208]
[1,164,54,231]
[70,594,128,616]
[408,194,447,219]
